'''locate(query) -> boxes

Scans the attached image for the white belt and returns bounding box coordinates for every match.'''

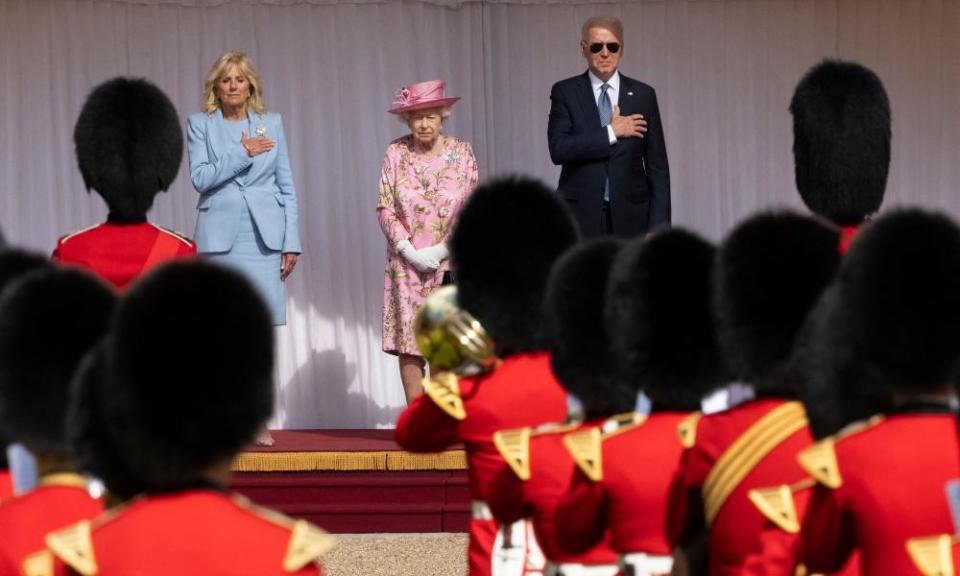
[619,553,673,576]
[544,562,619,576]
[473,500,494,521]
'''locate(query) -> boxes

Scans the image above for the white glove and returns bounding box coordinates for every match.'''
[397,239,440,273]
[419,243,449,264]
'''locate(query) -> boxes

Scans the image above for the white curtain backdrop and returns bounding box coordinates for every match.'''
[1,0,958,428]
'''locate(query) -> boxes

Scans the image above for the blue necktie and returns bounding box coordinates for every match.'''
[598,83,612,201]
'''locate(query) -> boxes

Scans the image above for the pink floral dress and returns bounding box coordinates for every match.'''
[378,134,479,356]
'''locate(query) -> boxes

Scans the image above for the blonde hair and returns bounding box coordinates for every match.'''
[581,16,624,43]
[202,51,266,115]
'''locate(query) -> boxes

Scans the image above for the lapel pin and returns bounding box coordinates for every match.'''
[627,91,634,96]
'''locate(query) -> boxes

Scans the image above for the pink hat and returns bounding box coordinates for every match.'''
[388,80,461,114]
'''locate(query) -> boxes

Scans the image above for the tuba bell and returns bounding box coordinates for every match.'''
[414,285,497,376]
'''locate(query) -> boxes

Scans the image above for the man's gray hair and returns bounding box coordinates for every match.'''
[581,16,624,42]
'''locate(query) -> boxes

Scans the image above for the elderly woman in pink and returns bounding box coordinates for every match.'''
[378,80,479,404]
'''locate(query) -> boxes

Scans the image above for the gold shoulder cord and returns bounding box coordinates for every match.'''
[702,401,808,526]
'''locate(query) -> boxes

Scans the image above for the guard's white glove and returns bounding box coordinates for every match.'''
[397,239,440,273]
[419,243,449,264]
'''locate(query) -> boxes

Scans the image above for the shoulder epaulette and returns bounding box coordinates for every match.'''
[422,372,466,420]
[796,439,842,489]
[563,427,602,481]
[677,412,702,448]
[906,534,955,576]
[46,521,97,576]
[283,520,337,572]
[797,416,884,490]
[58,224,100,245]
[151,223,195,246]
[234,495,336,572]
[21,551,55,576]
[747,484,801,533]
[493,427,531,481]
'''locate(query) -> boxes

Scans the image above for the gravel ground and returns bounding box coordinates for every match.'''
[323,533,468,576]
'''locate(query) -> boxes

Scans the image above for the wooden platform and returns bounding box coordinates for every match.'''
[229,429,470,533]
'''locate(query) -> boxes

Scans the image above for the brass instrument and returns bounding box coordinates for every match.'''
[414,285,497,376]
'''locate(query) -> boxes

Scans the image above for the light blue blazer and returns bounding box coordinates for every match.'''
[187,109,302,254]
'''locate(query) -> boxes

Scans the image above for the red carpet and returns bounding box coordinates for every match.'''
[229,429,470,533]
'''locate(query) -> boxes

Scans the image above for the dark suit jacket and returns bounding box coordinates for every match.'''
[548,71,670,238]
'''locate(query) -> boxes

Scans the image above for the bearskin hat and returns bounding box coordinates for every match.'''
[68,345,144,501]
[790,60,890,226]
[543,239,628,419]
[821,210,960,397]
[0,267,116,456]
[0,248,53,468]
[607,230,725,411]
[0,249,53,296]
[74,77,183,222]
[103,261,273,490]
[714,212,841,391]
[450,176,579,356]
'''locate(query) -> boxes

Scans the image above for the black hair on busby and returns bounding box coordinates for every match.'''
[68,345,145,501]
[790,60,890,226]
[450,176,579,357]
[104,260,273,490]
[0,249,53,296]
[715,212,841,392]
[823,210,960,394]
[0,249,53,468]
[74,77,183,222]
[0,268,116,456]
[607,230,725,411]
[543,239,628,420]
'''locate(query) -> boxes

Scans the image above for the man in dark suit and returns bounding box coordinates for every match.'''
[548,16,670,239]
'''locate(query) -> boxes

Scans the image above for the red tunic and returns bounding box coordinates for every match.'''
[799,413,960,575]
[0,470,12,503]
[742,480,860,576]
[33,490,332,576]
[52,221,196,291]
[486,420,618,567]
[394,352,568,576]
[666,399,813,576]
[555,411,688,558]
[0,473,101,576]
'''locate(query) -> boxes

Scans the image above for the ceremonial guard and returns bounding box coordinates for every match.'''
[0,267,116,576]
[665,213,841,575]
[740,59,893,576]
[52,78,195,290]
[790,60,890,253]
[553,230,725,576]
[395,177,579,576]
[486,239,624,575]
[796,211,960,574]
[29,262,333,575]
[0,249,53,505]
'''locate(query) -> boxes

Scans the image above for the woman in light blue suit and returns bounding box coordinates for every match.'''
[187,51,301,327]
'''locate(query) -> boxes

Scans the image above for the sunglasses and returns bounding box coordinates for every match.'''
[587,42,621,54]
